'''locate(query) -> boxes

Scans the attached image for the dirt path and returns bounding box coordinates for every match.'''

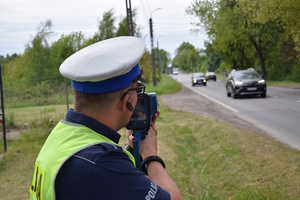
[159,84,264,134]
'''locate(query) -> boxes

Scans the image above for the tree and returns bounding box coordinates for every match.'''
[173,42,198,72]
[153,47,171,80]
[24,19,54,84]
[256,0,300,58]
[157,49,171,74]
[50,31,86,82]
[116,9,141,37]
[95,9,116,41]
[139,50,152,83]
[186,0,296,78]
[116,16,128,37]
[84,9,117,46]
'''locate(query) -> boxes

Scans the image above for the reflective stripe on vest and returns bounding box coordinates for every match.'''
[29,120,135,200]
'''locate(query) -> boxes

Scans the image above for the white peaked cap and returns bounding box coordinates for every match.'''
[59,36,146,94]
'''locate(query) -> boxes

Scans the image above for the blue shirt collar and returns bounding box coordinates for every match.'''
[65,109,121,144]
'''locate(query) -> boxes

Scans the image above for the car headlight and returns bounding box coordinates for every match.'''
[258,80,265,84]
[235,81,243,86]
[203,79,206,82]
[193,79,197,83]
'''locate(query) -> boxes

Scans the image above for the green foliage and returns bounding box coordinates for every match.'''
[187,0,300,80]
[215,61,231,74]
[116,9,140,37]
[172,42,199,72]
[50,32,86,70]
[287,61,300,82]
[94,8,116,41]
[145,74,182,95]
[256,0,300,55]
[0,9,156,111]
[115,16,128,37]
[24,20,54,83]
[6,112,16,128]
[154,48,171,77]
[139,51,152,83]
[204,41,221,71]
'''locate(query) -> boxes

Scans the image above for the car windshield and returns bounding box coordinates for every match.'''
[234,70,260,79]
[194,73,205,78]
[206,72,214,75]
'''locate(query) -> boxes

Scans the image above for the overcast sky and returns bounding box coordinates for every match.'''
[0,0,208,59]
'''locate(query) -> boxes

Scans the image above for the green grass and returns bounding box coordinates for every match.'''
[0,129,49,199]
[267,80,300,88]
[121,103,300,199]
[1,75,300,199]
[5,104,68,128]
[145,74,182,95]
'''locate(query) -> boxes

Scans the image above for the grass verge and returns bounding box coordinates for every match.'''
[0,75,299,199]
[267,80,300,88]
[145,74,182,95]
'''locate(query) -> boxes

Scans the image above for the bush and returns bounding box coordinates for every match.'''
[288,61,300,82]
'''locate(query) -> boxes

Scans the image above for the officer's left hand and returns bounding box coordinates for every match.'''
[125,110,160,148]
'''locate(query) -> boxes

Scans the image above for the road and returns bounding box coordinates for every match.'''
[170,73,300,150]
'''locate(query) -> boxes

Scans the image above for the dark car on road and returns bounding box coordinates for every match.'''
[192,73,207,86]
[226,68,266,99]
[205,72,217,81]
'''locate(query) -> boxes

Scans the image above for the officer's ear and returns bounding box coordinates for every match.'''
[120,93,130,112]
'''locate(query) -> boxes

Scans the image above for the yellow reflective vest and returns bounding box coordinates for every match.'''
[29,120,135,200]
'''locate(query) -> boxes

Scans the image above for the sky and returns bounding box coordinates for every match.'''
[0,0,208,59]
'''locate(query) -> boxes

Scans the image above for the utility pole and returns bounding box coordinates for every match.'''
[125,0,134,36]
[149,18,157,86]
[0,63,6,152]
[149,8,161,86]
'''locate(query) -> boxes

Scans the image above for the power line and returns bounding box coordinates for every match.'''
[140,0,149,22]
[144,0,151,18]
[155,22,194,26]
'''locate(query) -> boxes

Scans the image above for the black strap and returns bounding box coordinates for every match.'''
[141,155,165,175]
[124,143,134,154]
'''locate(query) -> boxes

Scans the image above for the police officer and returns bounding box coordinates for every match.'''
[29,36,182,200]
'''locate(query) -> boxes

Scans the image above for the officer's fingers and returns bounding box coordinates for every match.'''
[150,124,158,136]
[126,129,134,147]
[151,111,160,124]
[129,134,134,141]
[126,129,133,137]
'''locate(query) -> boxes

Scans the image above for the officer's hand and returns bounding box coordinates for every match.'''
[151,110,160,125]
[125,129,134,148]
[126,110,160,153]
[140,124,158,159]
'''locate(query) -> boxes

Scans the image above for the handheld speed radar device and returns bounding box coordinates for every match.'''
[126,91,158,171]
[126,92,158,133]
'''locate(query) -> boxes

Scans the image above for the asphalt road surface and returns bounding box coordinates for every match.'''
[159,73,300,150]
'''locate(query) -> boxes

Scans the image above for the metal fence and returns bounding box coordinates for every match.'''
[0,76,72,152]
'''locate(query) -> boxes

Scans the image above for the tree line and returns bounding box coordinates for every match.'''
[2,2,299,108]
[0,9,171,107]
[173,0,300,82]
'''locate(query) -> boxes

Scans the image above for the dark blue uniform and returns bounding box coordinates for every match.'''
[55,109,170,199]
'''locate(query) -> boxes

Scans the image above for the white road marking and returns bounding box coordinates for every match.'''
[184,83,239,113]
